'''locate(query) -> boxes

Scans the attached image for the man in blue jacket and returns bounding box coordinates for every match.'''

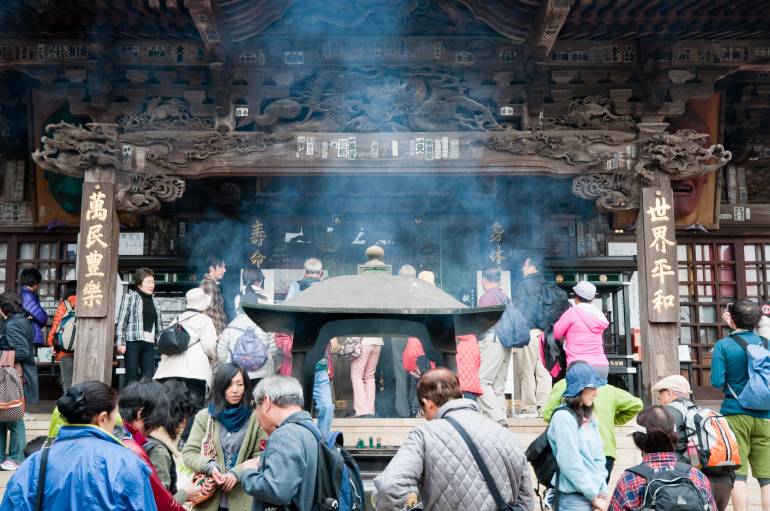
[239,376,318,511]
[711,299,770,511]
[19,268,48,350]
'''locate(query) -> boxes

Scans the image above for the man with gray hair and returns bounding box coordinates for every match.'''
[239,376,319,511]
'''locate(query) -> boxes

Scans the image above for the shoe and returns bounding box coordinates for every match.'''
[543,488,555,511]
[0,459,19,471]
[516,411,539,419]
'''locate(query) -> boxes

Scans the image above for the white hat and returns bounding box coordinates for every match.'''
[573,281,597,301]
[186,288,212,312]
[418,271,435,286]
[651,374,692,395]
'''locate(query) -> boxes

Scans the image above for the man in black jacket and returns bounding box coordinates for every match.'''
[511,255,552,418]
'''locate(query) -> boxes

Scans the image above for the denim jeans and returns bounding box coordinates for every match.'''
[557,492,593,511]
[0,419,26,462]
[313,369,335,439]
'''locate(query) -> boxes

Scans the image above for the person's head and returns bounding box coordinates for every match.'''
[417,368,463,421]
[572,281,596,303]
[206,255,226,281]
[0,290,23,319]
[185,287,212,312]
[417,270,435,286]
[159,380,196,439]
[134,267,156,295]
[631,405,678,454]
[521,255,542,277]
[398,264,417,277]
[254,376,304,435]
[62,280,77,300]
[210,363,254,412]
[563,362,606,421]
[57,380,119,433]
[481,267,501,291]
[23,436,47,458]
[652,374,692,405]
[19,268,42,292]
[303,258,322,278]
[119,379,169,435]
[726,299,761,330]
[242,265,265,288]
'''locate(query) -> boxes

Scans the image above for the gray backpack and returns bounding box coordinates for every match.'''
[627,462,710,511]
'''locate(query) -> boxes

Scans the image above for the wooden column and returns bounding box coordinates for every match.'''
[636,173,681,402]
[72,167,120,385]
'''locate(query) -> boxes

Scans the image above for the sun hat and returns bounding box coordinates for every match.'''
[563,361,607,398]
[573,281,597,301]
[651,374,692,395]
[185,287,212,312]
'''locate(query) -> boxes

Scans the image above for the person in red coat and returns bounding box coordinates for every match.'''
[456,335,482,400]
[119,380,200,511]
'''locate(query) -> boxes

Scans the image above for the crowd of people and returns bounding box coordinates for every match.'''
[0,255,768,510]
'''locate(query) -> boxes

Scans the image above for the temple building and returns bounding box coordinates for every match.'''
[1,0,769,402]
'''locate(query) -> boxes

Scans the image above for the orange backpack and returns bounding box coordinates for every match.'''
[668,400,740,475]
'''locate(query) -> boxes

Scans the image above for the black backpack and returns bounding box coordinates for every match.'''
[157,309,199,356]
[626,462,709,511]
[295,422,365,511]
[536,282,570,331]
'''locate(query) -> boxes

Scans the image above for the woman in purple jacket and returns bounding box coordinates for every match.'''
[19,268,48,349]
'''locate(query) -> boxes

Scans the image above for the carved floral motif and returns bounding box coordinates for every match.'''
[118,98,214,132]
[116,172,185,214]
[542,96,637,131]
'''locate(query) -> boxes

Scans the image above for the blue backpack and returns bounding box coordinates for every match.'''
[229,326,269,372]
[494,299,531,349]
[296,423,365,511]
[728,334,770,411]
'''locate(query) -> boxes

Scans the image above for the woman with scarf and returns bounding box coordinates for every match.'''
[182,363,267,511]
[116,267,163,385]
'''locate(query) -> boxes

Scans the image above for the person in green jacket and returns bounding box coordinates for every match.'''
[542,363,643,480]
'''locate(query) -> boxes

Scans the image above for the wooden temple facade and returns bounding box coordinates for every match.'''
[1,0,770,399]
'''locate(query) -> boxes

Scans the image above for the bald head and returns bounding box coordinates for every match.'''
[417,368,462,410]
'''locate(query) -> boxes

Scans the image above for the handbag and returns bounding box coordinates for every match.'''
[188,416,219,506]
[336,337,363,360]
[0,350,23,423]
[445,415,525,511]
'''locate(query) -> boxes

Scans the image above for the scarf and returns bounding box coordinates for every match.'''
[208,403,251,433]
[136,289,157,333]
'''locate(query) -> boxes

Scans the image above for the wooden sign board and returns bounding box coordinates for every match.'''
[75,182,118,318]
[640,187,679,323]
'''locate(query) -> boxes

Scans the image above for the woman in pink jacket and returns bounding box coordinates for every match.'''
[552,281,610,378]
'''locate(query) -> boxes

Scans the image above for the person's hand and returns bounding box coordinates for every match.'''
[183,482,204,502]
[592,495,608,511]
[210,467,225,485]
[240,457,260,472]
[409,370,421,379]
[116,345,126,355]
[221,473,238,493]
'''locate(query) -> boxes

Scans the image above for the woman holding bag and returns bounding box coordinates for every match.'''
[0,290,36,471]
[182,363,267,511]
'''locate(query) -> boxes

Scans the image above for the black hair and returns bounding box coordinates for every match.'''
[160,380,196,438]
[731,299,761,330]
[0,290,23,316]
[205,255,225,271]
[563,395,593,424]
[119,379,170,433]
[632,405,678,454]
[57,381,118,425]
[482,267,501,283]
[62,281,77,300]
[522,254,544,272]
[242,265,265,287]
[23,436,48,458]
[209,363,254,413]
[19,268,42,287]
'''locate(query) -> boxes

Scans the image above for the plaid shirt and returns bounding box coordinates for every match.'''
[609,452,717,511]
[200,274,226,335]
[115,290,163,347]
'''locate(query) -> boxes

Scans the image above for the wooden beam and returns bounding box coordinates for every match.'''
[528,0,574,59]
[73,167,120,385]
[636,177,681,402]
[184,0,226,61]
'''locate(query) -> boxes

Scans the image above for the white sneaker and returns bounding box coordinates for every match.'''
[516,411,539,419]
[0,459,19,471]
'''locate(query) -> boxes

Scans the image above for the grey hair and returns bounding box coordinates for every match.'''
[304,258,323,275]
[254,375,304,408]
[398,264,417,277]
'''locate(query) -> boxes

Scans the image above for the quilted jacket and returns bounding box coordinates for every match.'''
[456,335,482,395]
[20,285,47,346]
[374,399,534,511]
